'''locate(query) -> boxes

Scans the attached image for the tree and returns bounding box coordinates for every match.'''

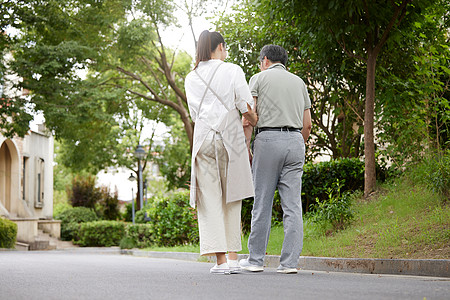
[216,0,367,161]
[1,0,200,191]
[376,0,450,164]
[278,0,440,196]
[219,0,438,196]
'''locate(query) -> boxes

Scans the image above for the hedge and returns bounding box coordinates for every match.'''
[76,220,126,247]
[302,158,365,212]
[54,207,99,241]
[0,218,17,248]
[241,158,366,234]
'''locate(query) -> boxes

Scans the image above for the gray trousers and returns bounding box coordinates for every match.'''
[248,130,305,268]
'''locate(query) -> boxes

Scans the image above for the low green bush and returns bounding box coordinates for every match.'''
[76,220,126,247]
[302,158,364,212]
[122,224,154,249]
[0,218,17,248]
[241,158,365,234]
[96,187,121,220]
[140,191,199,247]
[307,179,355,233]
[54,207,98,241]
[410,151,450,201]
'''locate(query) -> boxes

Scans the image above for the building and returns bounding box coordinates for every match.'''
[0,125,60,250]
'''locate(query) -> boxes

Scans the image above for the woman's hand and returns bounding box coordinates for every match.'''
[243,103,258,127]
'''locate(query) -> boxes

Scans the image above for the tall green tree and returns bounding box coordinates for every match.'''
[1,0,205,191]
[216,0,367,161]
[270,0,438,196]
[218,0,440,196]
[376,1,450,165]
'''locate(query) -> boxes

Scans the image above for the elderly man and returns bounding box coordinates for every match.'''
[240,44,312,274]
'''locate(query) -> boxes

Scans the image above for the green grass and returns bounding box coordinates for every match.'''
[145,178,449,259]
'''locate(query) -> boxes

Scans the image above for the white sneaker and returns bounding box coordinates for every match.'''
[210,263,231,275]
[239,258,264,272]
[227,259,241,274]
[277,265,298,274]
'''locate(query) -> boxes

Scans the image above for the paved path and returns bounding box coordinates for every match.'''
[0,251,449,300]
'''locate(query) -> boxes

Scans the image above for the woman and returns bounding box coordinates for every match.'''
[185,30,258,274]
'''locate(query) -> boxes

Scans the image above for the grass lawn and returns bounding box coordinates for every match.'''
[145,178,449,259]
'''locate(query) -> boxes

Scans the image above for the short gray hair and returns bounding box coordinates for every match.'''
[259,45,288,66]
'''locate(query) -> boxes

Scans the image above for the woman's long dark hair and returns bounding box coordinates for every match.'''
[194,30,225,69]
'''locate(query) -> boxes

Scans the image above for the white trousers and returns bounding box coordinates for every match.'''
[195,137,242,256]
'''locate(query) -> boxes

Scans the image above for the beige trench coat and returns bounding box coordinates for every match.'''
[189,106,255,208]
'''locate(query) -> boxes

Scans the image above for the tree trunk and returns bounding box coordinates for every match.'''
[364,50,377,197]
[181,113,194,152]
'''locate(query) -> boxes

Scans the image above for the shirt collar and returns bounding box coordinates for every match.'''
[267,63,286,70]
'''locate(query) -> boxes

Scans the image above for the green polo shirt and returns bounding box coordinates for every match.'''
[249,63,311,129]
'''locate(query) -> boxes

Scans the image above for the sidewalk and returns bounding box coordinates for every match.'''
[120,248,450,278]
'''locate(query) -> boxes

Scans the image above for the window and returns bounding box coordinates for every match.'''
[22,156,28,201]
[35,158,44,208]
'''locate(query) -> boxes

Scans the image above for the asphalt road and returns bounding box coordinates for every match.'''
[0,251,448,300]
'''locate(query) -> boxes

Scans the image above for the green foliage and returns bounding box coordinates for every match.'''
[408,151,450,201]
[302,158,365,212]
[122,224,154,249]
[240,198,253,235]
[154,118,191,190]
[96,187,121,220]
[54,207,99,241]
[53,190,72,217]
[377,0,450,164]
[140,191,198,247]
[76,221,126,247]
[0,98,33,138]
[0,218,17,248]
[122,201,136,223]
[241,158,367,234]
[67,175,120,220]
[307,179,355,233]
[3,0,195,178]
[119,235,137,249]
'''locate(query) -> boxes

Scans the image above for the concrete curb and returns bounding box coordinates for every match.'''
[120,249,450,278]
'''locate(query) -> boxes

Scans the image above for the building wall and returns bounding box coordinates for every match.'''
[0,127,54,219]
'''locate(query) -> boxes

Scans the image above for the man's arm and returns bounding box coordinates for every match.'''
[302,109,312,141]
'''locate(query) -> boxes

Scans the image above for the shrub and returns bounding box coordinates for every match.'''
[307,179,355,233]
[425,153,450,201]
[123,201,137,223]
[67,175,121,220]
[242,158,365,233]
[141,191,199,247]
[68,175,101,209]
[123,224,154,248]
[76,221,126,247]
[302,158,364,212]
[0,218,17,248]
[54,207,98,241]
[96,186,121,220]
[53,190,72,217]
[119,235,137,249]
[409,151,450,201]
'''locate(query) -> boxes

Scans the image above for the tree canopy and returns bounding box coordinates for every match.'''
[216,0,449,195]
